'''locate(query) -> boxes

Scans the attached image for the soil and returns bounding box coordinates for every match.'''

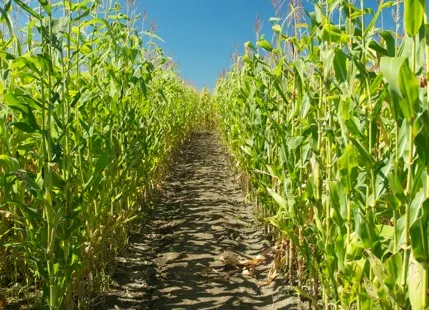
[94,132,301,310]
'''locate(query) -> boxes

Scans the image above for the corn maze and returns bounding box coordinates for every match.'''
[1,0,429,309]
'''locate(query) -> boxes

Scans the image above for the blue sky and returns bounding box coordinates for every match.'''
[132,0,277,90]
[126,0,398,90]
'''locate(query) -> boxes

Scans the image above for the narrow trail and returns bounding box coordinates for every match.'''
[97,132,299,310]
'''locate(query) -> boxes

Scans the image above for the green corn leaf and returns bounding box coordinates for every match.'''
[354,207,379,249]
[273,80,287,103]
[72,8,90,22]
[386,253,403,290]
[13,0,42,20]
[381,1,398,9]
[287,136,304,150]
[369,40,389,57]
[378,225,394,240]
[369,74,385,98]
[4,92,26,112]
[339,144,359,193]
[244,41,256,51]
[257,36,273,52]
[4,93,40,132]
[19,95,42,110]
[380,30,396,57]
[6,201,41,221]
[142,31,165,43]
[330,181,347,221]
[267,187,287,209]
[410,199,429,264]
[71,0,91,12]
[26,18,33,48]
[349,137,376,167]
[380,57,407,99]
[408,254,426,310]
[294,59,305,86]
[52,17,70,34]
[387,88,403,121]
[363,1,384,38]
[333,49,348,83]
[11,56,38,72]
[37,0,51,16]
[404,0,424,37]
[0,50,15,61]
[397,59,420,121]
[10,121,36,133]
[345,118,364,140]
[387,171,407,203]
[0,155,19,170]
[339,144,359,176]
[320,24,348,44]
[0,7,13,37]
[3,0,11,12]
[51,170,66,190]
[272,24,282,34]
[94,152,110,175]
[366,250,389,284]
[320,49,334,79]
[380,57,419,121]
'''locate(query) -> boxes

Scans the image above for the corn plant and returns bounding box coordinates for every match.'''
[214,0,429,308]
[0,0,203,308]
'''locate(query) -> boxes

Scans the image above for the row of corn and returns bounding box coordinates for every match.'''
[0,0,205,308]
[214,0,429,309]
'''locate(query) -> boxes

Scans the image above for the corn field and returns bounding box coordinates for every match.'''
[2,0,429,309]
[0,0,206,308]
[214,0,429,309]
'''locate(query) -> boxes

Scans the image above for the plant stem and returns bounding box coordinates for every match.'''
[401,121,413,294]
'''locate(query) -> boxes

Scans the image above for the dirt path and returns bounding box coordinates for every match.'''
[96,132,300,310]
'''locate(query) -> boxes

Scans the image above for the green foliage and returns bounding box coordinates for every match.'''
[0,1,203,308]
[214,0,429,309]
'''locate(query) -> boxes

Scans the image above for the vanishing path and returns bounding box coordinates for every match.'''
[96,132,299,310]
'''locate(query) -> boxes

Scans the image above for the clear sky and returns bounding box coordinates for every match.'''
[123,1,397,90]
[133,0,278,90]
